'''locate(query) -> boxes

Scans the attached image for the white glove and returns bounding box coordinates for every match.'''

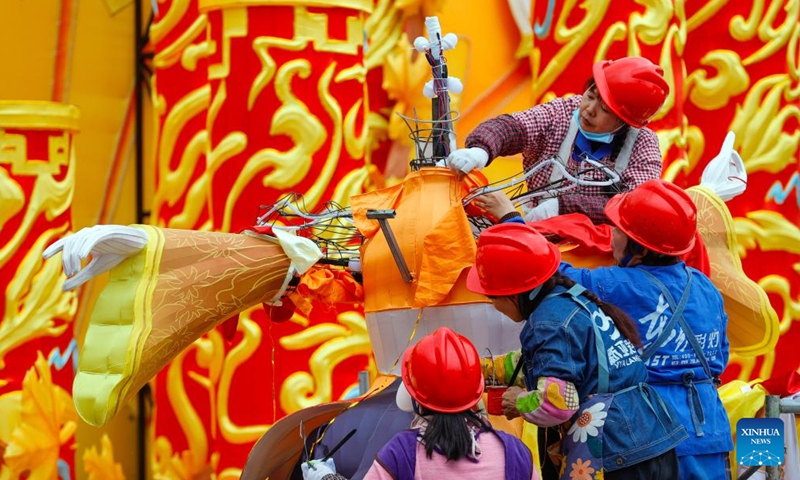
[700,131,747,201]
[522,198,559,222]
[301,458,337,480]
[43,225,150,291]
[446,147,489,174]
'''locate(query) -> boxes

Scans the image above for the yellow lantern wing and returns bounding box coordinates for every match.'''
[74,226,292,427]
[687,186,779,356]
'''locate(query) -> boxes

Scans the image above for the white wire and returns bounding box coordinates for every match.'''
[462,157,621,206]
[462,158,559,205]
[257,200,354,228]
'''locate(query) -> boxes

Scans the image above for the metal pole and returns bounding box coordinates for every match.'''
[365,210,413,283]
[134,1,148,479]
[358,370,370,396]
[765,395,781,480]
[135,0,145,226]
[780,397,800,414]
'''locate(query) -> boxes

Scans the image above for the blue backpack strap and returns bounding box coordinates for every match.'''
[556,283,610,394]
[637,268,694,362]
[492,430,534,480]
[375,430,418,480]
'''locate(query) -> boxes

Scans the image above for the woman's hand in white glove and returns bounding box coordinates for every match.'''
[446,147,489,174]
[301,458,339,480]
[43,225,149,291]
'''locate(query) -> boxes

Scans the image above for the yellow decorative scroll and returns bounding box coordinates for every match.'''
[685,50,750,111]
[279,311,372,413]
[531,0,610,103]
[0,100,78,369]
[730,75,800,175]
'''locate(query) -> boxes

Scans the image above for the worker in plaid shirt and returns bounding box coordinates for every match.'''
[448,57,669,225]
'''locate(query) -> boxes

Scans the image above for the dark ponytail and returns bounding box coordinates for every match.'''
[519,272,642,349]
[418,409,490,460]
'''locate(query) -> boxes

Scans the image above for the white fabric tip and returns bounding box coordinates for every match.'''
[700,131,748,201]
[272,226,323,275]
[265,227,322,306]
[523,197,559,222]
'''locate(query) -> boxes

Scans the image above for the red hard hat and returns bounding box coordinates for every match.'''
[466,223,561,296]
[604,179,697,256]
[593,57,669,128]
[401,327,484,413]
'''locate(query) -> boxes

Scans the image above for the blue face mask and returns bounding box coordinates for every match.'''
[573,109,615,144]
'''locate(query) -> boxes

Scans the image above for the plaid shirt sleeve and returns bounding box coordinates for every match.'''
[464,96,580,165]
[514,97,581,194]
[464,114,527,162]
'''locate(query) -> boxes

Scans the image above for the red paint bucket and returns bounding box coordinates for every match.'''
[486,385,508,416]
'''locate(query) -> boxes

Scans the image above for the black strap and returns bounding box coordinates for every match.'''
[508,354,525,386]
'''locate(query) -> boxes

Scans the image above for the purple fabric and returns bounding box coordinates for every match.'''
[376,429,533,480]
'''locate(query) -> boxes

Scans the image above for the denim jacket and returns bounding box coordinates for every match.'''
[560,261,733,456]
[520,284,687,471]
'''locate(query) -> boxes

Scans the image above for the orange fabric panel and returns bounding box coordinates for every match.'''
[353,168,488,312]
[289,267,365,316]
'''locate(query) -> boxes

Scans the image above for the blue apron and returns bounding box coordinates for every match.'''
[637,267,717,438]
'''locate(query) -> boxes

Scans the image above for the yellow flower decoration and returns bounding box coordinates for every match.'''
[84,435,125,480]
[3,352,77,480]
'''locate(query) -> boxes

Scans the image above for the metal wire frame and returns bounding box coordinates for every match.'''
[255,193,362,264]
[396,110,461,170]
[461,156,624,234]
